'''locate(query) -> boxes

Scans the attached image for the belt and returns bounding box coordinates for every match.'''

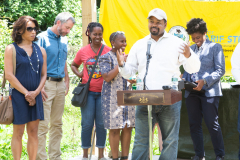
[47,77,63,82]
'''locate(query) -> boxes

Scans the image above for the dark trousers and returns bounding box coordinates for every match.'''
[238,94,240,160]
[239,133,240,160]
[186,93,225,158]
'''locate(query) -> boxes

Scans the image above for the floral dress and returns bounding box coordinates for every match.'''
[99,51,135,129]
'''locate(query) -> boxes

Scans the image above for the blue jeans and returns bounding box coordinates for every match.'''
[80,91,107,148]
[238,93,240,160]
[131,101,181,160]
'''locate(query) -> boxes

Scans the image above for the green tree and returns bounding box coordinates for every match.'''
[0,0,82,74]
[0,0,82,31]
[0,0,64,31]
[0,20,12,73]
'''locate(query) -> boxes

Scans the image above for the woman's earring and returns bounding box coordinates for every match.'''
[113,46,115,48]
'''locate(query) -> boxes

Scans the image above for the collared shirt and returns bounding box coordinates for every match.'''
[190,40,206,82]
[231,43,240,84]
[194,40,206,57]
[119,31,201,90]
[36,27,68,78]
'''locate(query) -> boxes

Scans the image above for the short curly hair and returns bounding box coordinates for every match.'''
[186,18,207,35]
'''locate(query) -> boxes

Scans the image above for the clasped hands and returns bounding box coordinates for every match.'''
[25,91,37,106]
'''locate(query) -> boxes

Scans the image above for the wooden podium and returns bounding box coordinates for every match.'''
[117,89,182,160]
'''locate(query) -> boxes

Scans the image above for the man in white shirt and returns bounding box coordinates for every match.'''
[231,43,240,160]
[117,8,201,159]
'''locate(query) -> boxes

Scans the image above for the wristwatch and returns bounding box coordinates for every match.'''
[203,79,207,85]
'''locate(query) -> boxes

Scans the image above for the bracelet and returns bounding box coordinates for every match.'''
[119,62,125,68]
[203,79,207,84]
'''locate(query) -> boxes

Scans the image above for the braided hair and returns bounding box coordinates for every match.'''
[85,22,104,44]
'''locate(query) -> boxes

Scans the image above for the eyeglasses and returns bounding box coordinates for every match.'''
[26,27,38,32]
[111,31,125,41]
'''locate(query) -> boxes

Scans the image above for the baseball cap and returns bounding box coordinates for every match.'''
[147,8,167,21]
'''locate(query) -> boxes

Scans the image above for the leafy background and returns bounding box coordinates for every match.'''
[0,0,238,159]
[0,0,85,159]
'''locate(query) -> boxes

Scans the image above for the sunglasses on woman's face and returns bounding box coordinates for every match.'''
[26,27,38,32]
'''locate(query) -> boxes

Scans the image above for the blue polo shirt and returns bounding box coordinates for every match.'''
[36,27,68,78]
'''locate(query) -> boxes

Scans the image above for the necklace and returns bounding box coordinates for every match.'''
[90,44,100,55]
[25,44,40,74]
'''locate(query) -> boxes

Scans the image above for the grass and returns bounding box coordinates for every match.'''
[0,81,162,159]
[0,73,236,159]
[61,83,162,159]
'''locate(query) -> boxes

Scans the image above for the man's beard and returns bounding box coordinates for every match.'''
[57,26,67,37]
[150,27,159,36]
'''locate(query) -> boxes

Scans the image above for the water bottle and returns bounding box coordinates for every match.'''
[171,73,179,91]
[136,75,143,90]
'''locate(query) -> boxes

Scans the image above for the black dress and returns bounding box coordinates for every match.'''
[12,42,44,124]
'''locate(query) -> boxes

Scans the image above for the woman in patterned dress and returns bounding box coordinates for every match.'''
[99,32,135,160]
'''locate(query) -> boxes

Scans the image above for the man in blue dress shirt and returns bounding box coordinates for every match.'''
[36,12,75,160]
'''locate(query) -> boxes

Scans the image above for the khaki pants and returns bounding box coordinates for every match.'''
[36,80,65,160]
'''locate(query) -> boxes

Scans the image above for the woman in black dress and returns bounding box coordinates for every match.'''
[4,16,47,160]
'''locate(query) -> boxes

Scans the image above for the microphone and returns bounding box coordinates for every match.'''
[147,40,152,59]
[143,40,152,90]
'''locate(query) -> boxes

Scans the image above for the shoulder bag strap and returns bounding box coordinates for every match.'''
[87,44,105,83]
[2,44,16,89]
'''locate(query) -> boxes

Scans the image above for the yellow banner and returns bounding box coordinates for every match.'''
[100,0,240,75]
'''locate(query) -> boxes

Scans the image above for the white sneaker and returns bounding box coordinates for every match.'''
[99,157,108,160]
[82,158,88,160]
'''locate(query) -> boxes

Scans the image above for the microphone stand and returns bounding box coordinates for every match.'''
[143,46,153,160]
[143,51,152,90]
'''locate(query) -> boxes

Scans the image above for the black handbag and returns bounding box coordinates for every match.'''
[71,45,105,107]
[184,81,205,93]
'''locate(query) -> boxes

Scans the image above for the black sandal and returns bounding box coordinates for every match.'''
[121,156,128,160]
[112,158,119,160]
